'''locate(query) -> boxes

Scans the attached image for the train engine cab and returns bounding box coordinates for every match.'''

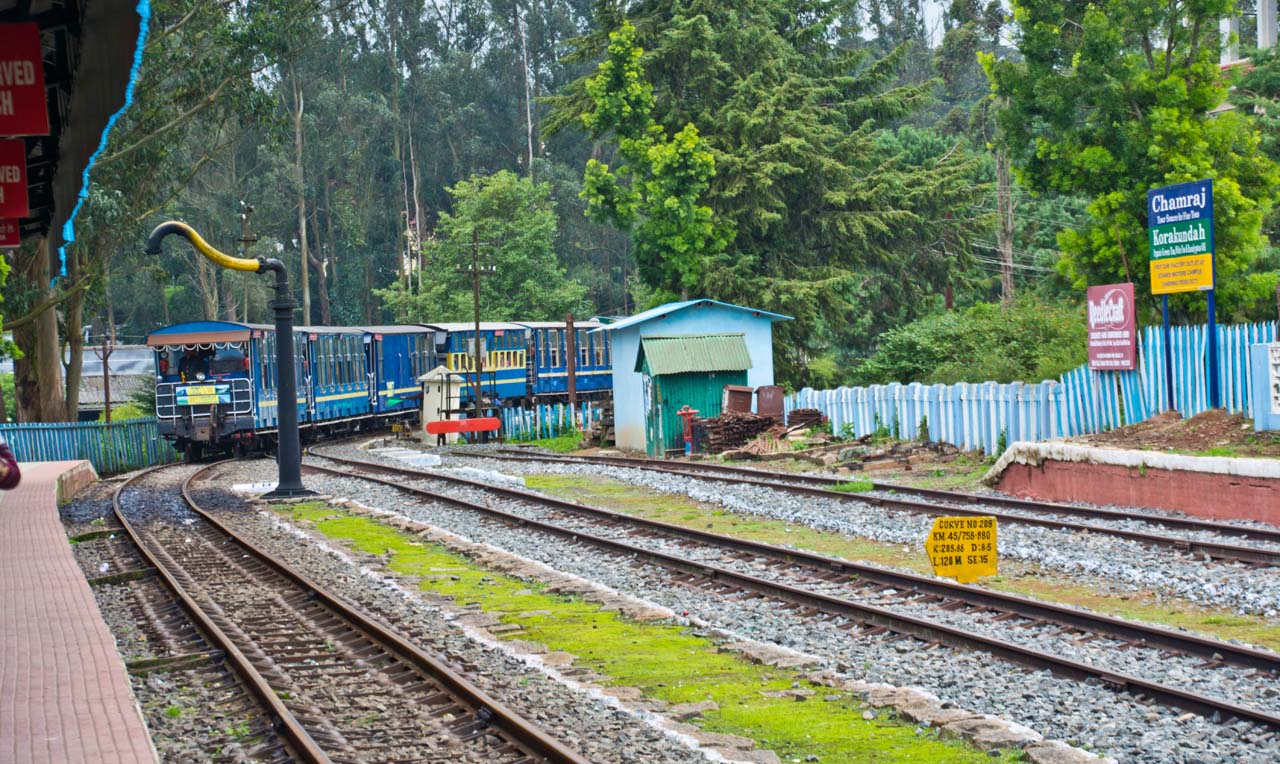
[148,321,263,460]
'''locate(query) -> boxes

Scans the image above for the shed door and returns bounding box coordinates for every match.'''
[654,370,748,457]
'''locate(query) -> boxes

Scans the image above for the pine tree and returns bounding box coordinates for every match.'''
[549,0,985,381]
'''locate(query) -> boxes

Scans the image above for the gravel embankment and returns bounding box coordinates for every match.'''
[432,448,1280,617]
[280,450,1280,764]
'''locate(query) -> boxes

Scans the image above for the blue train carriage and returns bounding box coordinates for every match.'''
[432,322,529,407]
[358,325,436,414]
[519,320,612,400]
[148,320,303,460]
[301,326,372,425]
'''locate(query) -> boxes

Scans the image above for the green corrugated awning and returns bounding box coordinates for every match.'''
[634,333,753,375]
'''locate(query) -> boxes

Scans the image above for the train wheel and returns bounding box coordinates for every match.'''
[184,442,204,463]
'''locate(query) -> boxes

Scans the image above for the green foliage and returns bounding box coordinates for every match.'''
[129,383,157,415]
[512,429,585,453]
[580,23,729,295]
[984,0,1280,321]
[376,171,588,322]
[553,1,989,384]
[0,373,14,421]
[99,404,147,423]
[851,297,1087,385]
[918,414,931,444]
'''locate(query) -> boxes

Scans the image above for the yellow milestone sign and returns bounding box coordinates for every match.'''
[925,516,998,584]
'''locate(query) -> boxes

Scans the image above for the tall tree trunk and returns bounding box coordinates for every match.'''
[17,239,69,422]
[364,258,373,323]
[62,243,86,421]
[515,2,534,178]
[323,176,338,283]
[220,270,239,320]
[307,203,332,325]
[292,66,310,325]
[408,122,424,291]
[996,147,1015,304]
[196,256,219,320]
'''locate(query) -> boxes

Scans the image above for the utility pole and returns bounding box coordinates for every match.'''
[565,312,577,426]
[457,228,495,436]
[95,326,113,424]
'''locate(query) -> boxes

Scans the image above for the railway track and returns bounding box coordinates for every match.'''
[305,448,1280,732]
[113,462,592,764]
[75,483,299,763]
[468,448,1280,567]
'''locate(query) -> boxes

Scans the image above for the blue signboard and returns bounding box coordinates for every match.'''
[1147,179,1214,294]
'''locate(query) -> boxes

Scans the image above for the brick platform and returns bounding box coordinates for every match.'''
[986,443,1280,526]
[0,462,157,764]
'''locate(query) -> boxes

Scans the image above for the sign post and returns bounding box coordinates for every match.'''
[0,23,51,137]
[924,516,998,584]
[1147,179,1217,411]
[0,139,29,219]
[1087,283,1137,371]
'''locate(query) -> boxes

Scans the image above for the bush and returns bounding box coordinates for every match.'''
[850,297,1087,386]
[99,403,147,422]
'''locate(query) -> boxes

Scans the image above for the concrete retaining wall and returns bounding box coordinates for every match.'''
[984,442,1280,526]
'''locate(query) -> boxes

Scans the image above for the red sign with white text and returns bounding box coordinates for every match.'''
[0,24,50,136]
[0,218,18,247]
[0,140,28,218]
[1087,283,1137,370]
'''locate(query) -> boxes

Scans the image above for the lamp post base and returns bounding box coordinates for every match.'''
[262,485,318,500]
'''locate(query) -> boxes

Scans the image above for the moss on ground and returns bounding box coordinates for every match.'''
[522,474,1280,653]
[277,502,1015,763]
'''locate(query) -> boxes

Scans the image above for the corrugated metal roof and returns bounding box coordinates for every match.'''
[634,333,753,375]
[595,299,791,333]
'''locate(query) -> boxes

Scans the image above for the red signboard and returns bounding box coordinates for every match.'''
[0,24,50,136]
[0,140,28,218]
[425,417,501,434]
[0,218,17,247]
[1087,282,1137,370]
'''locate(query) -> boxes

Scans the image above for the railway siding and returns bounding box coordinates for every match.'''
[298,446,1280,763]
[449,451,1280,616]
[264,499,1053,763]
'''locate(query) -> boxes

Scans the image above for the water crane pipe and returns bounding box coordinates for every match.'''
[146,221,313,498]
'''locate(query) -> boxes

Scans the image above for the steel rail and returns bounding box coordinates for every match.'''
[122,462,591,764]
[473,449,1280,566]
[304,452,1280,730]
[181,467,593,764]
[113,464,331,764]
[312,450,1280,671]
[491,449,1280,544]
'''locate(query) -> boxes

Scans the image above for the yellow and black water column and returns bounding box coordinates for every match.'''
[146,221,314,498]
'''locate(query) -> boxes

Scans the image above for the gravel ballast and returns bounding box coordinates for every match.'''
[285,448,1279,764]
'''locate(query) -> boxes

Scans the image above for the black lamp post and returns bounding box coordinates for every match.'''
[146,221,314,498]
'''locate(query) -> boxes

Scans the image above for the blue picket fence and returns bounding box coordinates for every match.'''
[787,321,1277,454]
[0,417,180,474]
[502,401,604,441]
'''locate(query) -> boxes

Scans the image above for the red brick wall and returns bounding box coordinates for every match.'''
[996,461,1280,526]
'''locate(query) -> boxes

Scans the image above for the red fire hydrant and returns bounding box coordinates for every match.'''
[676,405,700,456]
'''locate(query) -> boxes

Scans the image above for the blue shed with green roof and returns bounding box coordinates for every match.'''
[594,299,791,455]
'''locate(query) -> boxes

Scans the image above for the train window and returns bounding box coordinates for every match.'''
[579,331,590,368]
[262,335,274,392]
[604,334,611,366]
[208,342,245,373]
[594,333,605,366]
[549,330,561,367]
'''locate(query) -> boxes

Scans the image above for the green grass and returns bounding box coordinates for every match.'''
[513,429,584,453]
[276,502,1015,763]
[830,478,875,493]
[522,474,1280,652]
